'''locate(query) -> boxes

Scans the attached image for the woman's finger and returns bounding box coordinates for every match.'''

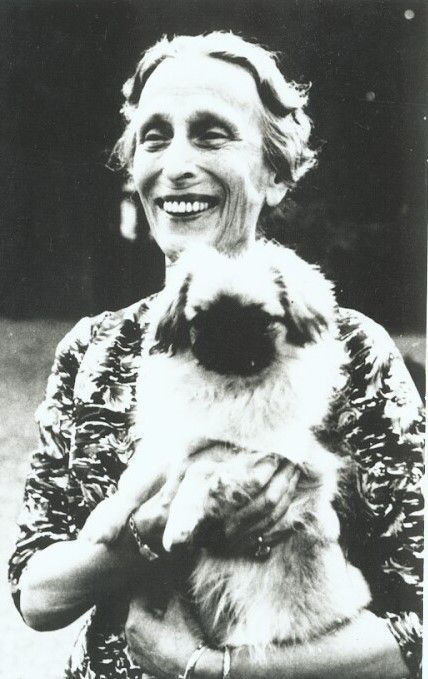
[224,465,300,541]
[239,469,301,540]
[226,465,298,536]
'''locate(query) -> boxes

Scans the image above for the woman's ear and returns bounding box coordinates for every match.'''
[265,172,288,207]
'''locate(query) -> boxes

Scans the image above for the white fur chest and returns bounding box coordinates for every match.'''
[134,330,347,468]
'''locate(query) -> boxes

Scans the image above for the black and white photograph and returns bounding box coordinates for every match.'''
[1,1,425,678]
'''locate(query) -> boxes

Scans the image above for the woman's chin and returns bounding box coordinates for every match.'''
[153,223,220,259]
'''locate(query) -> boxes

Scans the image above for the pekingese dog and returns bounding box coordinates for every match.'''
[82,240,370,651]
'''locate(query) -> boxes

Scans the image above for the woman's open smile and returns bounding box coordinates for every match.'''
[154,194,219,218]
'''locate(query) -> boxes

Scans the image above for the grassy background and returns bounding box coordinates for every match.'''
[1,317,424,679]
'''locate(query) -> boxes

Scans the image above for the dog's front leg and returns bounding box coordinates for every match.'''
[162,458,219,552]
[80,443,178,544]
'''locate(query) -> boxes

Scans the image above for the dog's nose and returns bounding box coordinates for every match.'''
[190,295,276,376]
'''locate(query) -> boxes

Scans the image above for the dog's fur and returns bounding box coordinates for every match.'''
[82,240,370,651]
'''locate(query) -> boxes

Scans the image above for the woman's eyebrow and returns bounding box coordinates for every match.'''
[190,111,240,136]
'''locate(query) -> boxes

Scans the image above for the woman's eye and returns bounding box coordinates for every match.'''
[198,128,231,147]
[141,130,168,147]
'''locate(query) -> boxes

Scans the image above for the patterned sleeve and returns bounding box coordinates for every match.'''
[8,315,102,614]
[338,310,424,679]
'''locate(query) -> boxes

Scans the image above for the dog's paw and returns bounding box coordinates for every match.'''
[79,495,129,544]
[162,508,201,552]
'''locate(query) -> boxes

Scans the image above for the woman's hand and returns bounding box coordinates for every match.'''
[126,592,221,679]
[128,450,300,557]
[223,462,300,555]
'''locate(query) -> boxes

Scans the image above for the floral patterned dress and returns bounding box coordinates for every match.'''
[8,298,424,678]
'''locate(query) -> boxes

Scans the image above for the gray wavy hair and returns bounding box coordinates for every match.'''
[112,31,317,187]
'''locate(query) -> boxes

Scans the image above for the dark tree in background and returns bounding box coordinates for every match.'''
[0,0,426,333]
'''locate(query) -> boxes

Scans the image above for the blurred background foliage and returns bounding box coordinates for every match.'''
[0,0,426,332]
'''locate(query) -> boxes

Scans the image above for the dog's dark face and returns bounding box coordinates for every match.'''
[189,295,282,376]
[152,243,336,378]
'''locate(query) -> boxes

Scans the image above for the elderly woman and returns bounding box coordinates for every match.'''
[9,32,423,679]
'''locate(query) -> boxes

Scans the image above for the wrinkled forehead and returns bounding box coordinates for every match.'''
[137,54,264,124]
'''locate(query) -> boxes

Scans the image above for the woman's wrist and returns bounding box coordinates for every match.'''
[128,513,160,561]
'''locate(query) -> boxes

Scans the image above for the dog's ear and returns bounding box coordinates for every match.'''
[271,249,337,346]
[278,281,329,346]
[153,274,192,354]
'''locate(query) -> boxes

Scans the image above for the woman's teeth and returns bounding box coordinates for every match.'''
[162,200,211,215]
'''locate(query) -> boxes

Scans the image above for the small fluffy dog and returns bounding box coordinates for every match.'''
[82,240,370,651]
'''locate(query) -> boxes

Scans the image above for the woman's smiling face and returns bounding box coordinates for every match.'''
[132,55,285,259]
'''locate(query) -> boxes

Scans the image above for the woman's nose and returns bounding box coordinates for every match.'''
[162,136,197,183]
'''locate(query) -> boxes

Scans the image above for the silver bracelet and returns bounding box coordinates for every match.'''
[178,643,208,679]
[223,645,232,679]
[128,513,159,561]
